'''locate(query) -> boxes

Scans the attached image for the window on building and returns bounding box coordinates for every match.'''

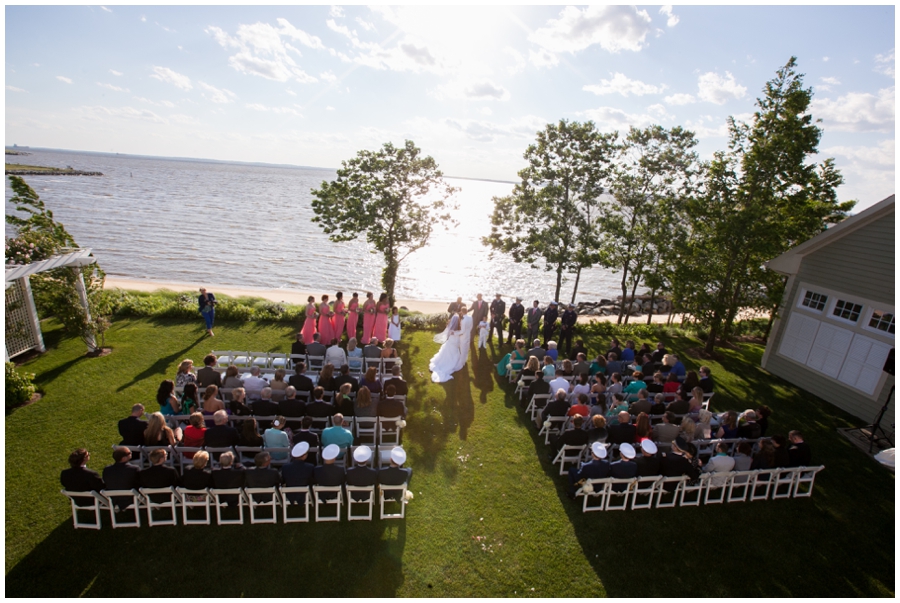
[832,299,862,323]
[868,310,895,335]
[801,290,828,312]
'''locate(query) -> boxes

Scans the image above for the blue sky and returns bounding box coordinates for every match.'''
[5,5,895,210]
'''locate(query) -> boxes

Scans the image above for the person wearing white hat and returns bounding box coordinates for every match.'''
[346,446,377,500]
[635,439,661,476]
[377,446,412,500]
[567,441,610,499]
[610,442,639,490]
[313,444,346,499]
[281,442,315,503]
[506,297,525,345]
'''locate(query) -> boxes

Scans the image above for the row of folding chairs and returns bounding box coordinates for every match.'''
[575,466,825,512]
[61,481,411,529]
[210,350,400,377]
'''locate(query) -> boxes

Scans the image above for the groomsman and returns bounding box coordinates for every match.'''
[543,301,559,344]
[526,300,543,343]
[559,303,578,355]
[471,293,489,334]
[489,293,506,344]
[506,297,524,345]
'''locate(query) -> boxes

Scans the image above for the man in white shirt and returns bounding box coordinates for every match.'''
[325,343,347,368]
[548,369,570,398]
[243,366,269,400]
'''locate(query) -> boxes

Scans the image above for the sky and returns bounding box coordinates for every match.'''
[5,4,896,210]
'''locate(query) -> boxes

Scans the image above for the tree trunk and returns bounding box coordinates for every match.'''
[704,319,719,355]
[647,288,656,325]
[382,254,399,307]
[570,265,582,305]
[617,265,629,325]
[624,274,642,325]
[762,300,780,342]
[554,263,563,303]
[722,282,744,341]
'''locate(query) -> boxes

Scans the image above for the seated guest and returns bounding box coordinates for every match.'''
[264,416,292,461]
[181,413,206,454]
[548,369,569,397]
[383,365,408,396]
[318,363,338,393]
[663,354,686,380]
[288,362,314,394]
[119,403,147,446]
[757,405,772,437]
[662,372,681,394]
[546,341,559,362]
[634,412,652,443]
[520,356,541,378]
[569,339,589,362]
[269,368,289,392]
[61,448,104,493]
[646,372,665,394]
[651,341,667,363]
[751,438,775,471]
[245,452,281,493]
[335,364,361,394]
[346,338,364,371]
[179,383,200,415]
[252,387,279,428]
[202,385,226,414]
[696,409,714,440]
[103,447,140,508]
[293,417,320,464]
[541,389,570,424]
[679,370,701,396]
[205,410,240,451]
[737,410,762,439]
[228,387,252,416]
[526,339,546,362]
[243,366,269,400]
[139,448,178,500]
[281,442,315,504]
[157,379,181,416]
[635,439,660,476]
[605,353,623,377]
[314,444,346,499]
[279,386,306,426]
[629,390,652,416]
[551,414,589,454]
[359,367,382,396]
[181,450,213,490]
[605,394,629,421]
[291,331,307,357]
[325,339,348,368]
[572,353,590,376]
[587,415,608,443]
[589,354,607,376]
[354,386,377,418]
[771,434,790,467]
[525,372,551,408]
[679,417,698,444]
[381,338,398,359]
[621,340,636,364]
[377,447,412,501]
[640,354,659,377]
[306,387,335,418]
[667,391,690,418]
[687,387,705,419]
[335,383,355,416]
[652,411,680,444]
[623,371,647,396]
[788,430,811,467]
[306,333,327,359]
[610,442,639,486]
[222,365,244,389]
[567,442,609,498]
[196,354,222,389]
[362,337,382,360]
[732,442,753,472]
[649,393,667,416]
[608,337,622,358]
[703,441,736,486]
[568,393,590,418]
[321,413,354,456]
[378,384,407,427]
[716,410,739,439]
[607,411,636,445]
[144,412,179,446]
[211,451,245,505]
[661,437,700,489]
[239,417,264,447]
[590,374,607,407]
[698,365,715,393]
[570,373,591,402]
[175,359,197,388]
[346,446,378,501]
[606,373,624,396]
[541,355,556,378]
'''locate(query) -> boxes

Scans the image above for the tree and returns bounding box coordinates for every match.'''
[310,140,458,304]
[483,119,617,302]
[672,58,855,354]
[600,125,699,324]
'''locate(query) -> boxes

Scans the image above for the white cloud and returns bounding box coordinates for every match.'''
[285,89,297,96]
[355,17,376,32]
[431,114,548,143]
[432,79,510,102]
[577,106,657,131]
[150,66,192,90]
[206,21,320,83]
[109,69,123,76]
[78,105,167,124]
[326,106,336,111]
[320,71,338,83]
[480,107,493,116]
[529,47,558,69]
[659,5,679,27]
[647,103,672,120]
[6,85,26,93]
[504,47,526,74]
[32,63,39,67]
[697,71,746,104]
[101,6,112,12]
[133,96,175,108]
[664,92,696,105]
[811,87,895,132]
[244,102,303,117]
[141,15,146,22]
[97,82,129,92]
[529,5,654,54]
[823,139,895,205]
[824,139,894,169]
[875,49,894,78]
[329,5,344,18]
[821,76,841,86]
[583,72,666,97]
[823,56,829,62]
[56,75,73,84]
[199,81,236,104]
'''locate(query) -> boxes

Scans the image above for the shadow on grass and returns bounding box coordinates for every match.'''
[471,349,496,404]
[115,334,208,393]
[7,516,407,597]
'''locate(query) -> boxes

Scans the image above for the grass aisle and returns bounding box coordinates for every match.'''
[5,317,895,596]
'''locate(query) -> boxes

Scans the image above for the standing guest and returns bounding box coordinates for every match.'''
[587,415,608,443]
[334,364,361,394]
[321,413,354,457]
[181,413,207,454]
[346,293,360,340]
[318,294,335,346]
[302,296,318,344]
[346,338,364,372]
[489,293,506,344]
[157,379,181,416]
[477,314,490,349]
[698,366,715,393]
[222,365,244,389]
[470,293,489,336]
[788,430,811,467]
[175,359,197,388]
[506,297,525,345]
[144,412,179,446]
[228,387,252,416]
[269,368,289,392]
[346,446,378,500]
[139,448,179,496]
[354,386,377,417]
[181,450,213,491]
[635,440,661,476]
[542,301,559,344]
[242,366,269,400]
[388,306,402,341]
[651,342,667,363]
[526,300,543,343]
[383,365,408,396]
[306,333,327,360]
[360,367,382,396]
[282,442,315,503]
[264,417,292,461]
[374,293,391,342]
[103,448,140,507]
[211,452,245,506]
[179,383,200,415]
[239,417,265,447]
[318,363,337,393]
[325,338,347,368]
[198,287,216,337]
[559,304,578,356]
[61,448,104,493]
[291,332,307,358]
[756,405,773,436]
[333,292,347,343]
[119,404,147,446]
[288,362,314,395]
[567,442,609,498]
[362,292,377,345]
[196,354,222,389]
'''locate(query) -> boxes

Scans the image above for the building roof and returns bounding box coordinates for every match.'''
[4,248,96,288]
[765,195,895,275]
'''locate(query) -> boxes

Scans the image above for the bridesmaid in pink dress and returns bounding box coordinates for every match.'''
[301,296,318,344]
[346,292,360,341]
[332,292,346,343]
[361,292,376,344]
[318,294,335,344]
[373,292,390,343]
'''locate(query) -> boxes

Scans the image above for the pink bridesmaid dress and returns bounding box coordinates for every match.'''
[362,300,376,344]
[374,302,389,342]
[332,300,346,343]
[318,302,335,344]
[346,298,359,341]
[301,304,317,344]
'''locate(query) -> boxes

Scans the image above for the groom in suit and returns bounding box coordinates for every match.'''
[526,300,543,343]
[489,293,506,345]
[471,293,488,335]
[506,297,524,345]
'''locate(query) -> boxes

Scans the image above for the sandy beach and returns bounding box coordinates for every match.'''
[104,276,683,324]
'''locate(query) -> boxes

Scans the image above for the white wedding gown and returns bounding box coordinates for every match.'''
[430,315,466,383]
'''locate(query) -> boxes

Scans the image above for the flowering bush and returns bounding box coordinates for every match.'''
[6,362,36,409]
[5,235,54,265]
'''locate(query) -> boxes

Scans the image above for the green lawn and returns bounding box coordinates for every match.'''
[5,316,895,597]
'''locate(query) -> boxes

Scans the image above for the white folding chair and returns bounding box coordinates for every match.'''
[61,490,109,530]
[177,487,212,525]
[140,487,180,526]
[356,417,378,445]
[727,471,752,503]
[379,416,403,446]
[771,467,798,500]
[313,485,344,521]
[287,354,306,371]
[552,445,587,476]
[243,487,281,524]
[656,476,686,508]
[508,359,526,383]
[279,486,312,523]
[101,488,144,528]
[539,416,567,445]
[525,393,550,421]
[793,466,824,498]
[211,488,245,525]
[631,476,661,510]
[347,361,364,378]
[307,355,326,372]
[703,472,731,504]
[702,392,714,410]
[679,475,705,507]
[379,484,408,519]
[579,478,610,512]
[211,350,238,366]
[266,448,292,468]
[140,446,175,470]
[346,485,376,521]
[174,446,203,473]
[750,470,774,501]
[269,353,288,369]
[605,478,636,510]
[250,351,269,368]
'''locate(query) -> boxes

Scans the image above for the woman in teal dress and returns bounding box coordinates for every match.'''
[497,340,527,377]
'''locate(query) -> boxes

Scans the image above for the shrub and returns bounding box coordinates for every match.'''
[6,362,36,408]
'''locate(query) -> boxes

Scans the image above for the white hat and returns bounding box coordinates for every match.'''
[619,443,636,459]
[591,442,607,459]
[516,296,523,301]
[353,446,372,463]
[322,444,340,461]
[641,440,658,455]
[291,442,310,457]
[390,446,407,465]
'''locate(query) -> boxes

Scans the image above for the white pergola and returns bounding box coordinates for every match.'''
[5,248,98,360]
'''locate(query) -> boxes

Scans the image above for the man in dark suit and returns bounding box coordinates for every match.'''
[306,387,335,418]
[542,301,559,344]
[139,448,178,502]
[559,303,578,355]
[526,301,543,343]
[567,442,609,498]
[383,365,408,396]
[118,403,147,446]
[667,391,690,418]
[211,451,245,505]
[292,417,320,465]
[288,362,314,394]
[489,293,506,344]
[525,371,551,409]
[470,293,489,336]
[205,410,240,451]
[653,411,680,444]
[629,391,652,416]
[651,342,667,363]
[363,339,382,359]
[699,366,715,393]
[346,446,378,501]
[608,338,623,360]
[314,444,346,500]
[103,447,141,508]
[291,332,307,357]
[661,438,700,491]
[551,414,589,455]
[526,339,546,362]
[568,339,588,362]
[447,297,462,315]
[506,297,525,345]
[541,390,570,425]
[60,448,104,494]
[378,447,412,501]
[635,440,661,476]
[252,387,279,429]
[281,442,316,503]
[245,451,281,501]
[334,364,360,394]
[378,385,407,425]
[788,430,811,467]
[278,386,307,430]
[610,443,639,480]
[196,354,222,389]
[306,333,327,359]
[607,411,637,445]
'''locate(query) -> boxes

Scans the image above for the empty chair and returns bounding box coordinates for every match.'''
[727,471,752,503]
[703,472,731,505]
[235,446,263,467]
[177,487,212,525]
[552,445,587,476]
[539,416,567,445]
[679,475,705,507]
[61,490,109,530]
[655,476,686,508]
[356,417,378,445]
[269,353,289,369]
[140,486,180,526]
[750,470,774,501]
[243,487,281,524]
[378,416,403,446]
[313,485,344,521]
[793,466,824,498]
[250,352,269,368]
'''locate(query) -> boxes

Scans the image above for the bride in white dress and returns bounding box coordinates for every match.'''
[430,306,468,383]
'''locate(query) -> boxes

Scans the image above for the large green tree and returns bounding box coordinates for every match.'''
[310,140,458,303]
[482,119,617,302]
[673,57,855,354]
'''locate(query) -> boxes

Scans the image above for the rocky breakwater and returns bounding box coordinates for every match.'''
[576,295,673,317]
[5,165,102,176]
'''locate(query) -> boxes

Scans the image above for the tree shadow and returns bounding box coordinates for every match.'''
[115,334,208,392]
